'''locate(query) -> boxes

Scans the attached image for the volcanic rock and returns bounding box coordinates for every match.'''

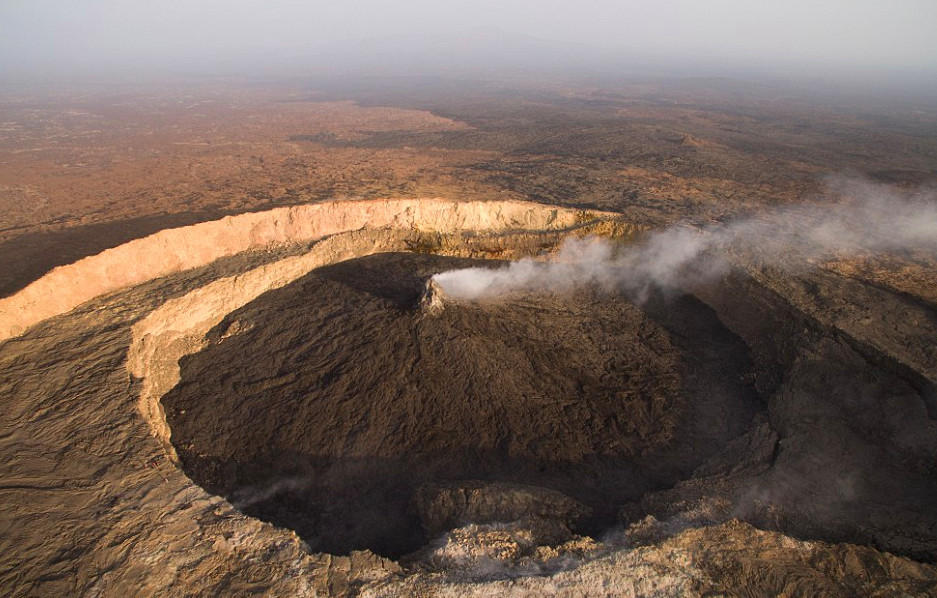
[2,198,937,596]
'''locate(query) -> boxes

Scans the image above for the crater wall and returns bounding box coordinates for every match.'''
[110,200,622,460]
[0,198,610,342]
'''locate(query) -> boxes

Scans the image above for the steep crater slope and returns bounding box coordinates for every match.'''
[3,197,937,595]
[0,197,616,342]
[163,252,763,557]
[666,264,937,563]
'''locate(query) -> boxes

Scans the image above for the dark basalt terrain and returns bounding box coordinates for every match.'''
[162,250,937,566]
[163,253,762,557]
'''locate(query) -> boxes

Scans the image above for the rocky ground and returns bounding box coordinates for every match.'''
[1,79,937,596]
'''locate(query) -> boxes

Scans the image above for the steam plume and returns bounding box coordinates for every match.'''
[230,476,310,509]
[433,177,937,302]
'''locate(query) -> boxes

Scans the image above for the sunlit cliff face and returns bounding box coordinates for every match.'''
[0,198,614,343]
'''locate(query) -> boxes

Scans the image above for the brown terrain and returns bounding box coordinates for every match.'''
[1,78,937,596]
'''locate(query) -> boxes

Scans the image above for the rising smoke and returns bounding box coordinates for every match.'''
[230,476,310,509]
[433,177,937,302]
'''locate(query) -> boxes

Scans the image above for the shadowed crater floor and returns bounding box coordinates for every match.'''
[162,253,763,557]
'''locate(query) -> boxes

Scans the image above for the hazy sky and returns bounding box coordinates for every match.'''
[2,0,936,80]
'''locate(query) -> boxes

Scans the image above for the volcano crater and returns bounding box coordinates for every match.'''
[162,252,764,557]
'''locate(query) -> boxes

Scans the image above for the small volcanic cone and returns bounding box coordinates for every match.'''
[420,277,447,315]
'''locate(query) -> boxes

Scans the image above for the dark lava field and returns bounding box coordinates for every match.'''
[163,253,761,556]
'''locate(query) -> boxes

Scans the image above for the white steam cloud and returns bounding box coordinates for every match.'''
[230,476,310,509]
[433,177,937,302]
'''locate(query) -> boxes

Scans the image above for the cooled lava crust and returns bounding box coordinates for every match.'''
[163,253,761,557]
